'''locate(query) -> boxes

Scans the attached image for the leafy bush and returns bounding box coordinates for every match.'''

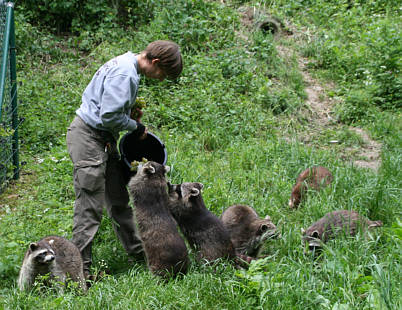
[312,17,401,112]
[16,0,156,33]
[335,88,377,124]
[144,0,238,54]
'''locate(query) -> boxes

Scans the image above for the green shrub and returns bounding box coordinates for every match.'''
[313,17,401,111]
[143,0,238,54]
[265,0,401,121]
[16,0,156,33]
[335,88,377,124]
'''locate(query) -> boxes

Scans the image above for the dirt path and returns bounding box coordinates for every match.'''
[346,127,381,171]
[294,48,381,171]
[239,6,382,171]
[294,52,333,126]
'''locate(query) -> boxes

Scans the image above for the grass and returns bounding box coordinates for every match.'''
[0,0,401,309]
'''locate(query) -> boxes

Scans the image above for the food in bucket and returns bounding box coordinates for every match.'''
[130,157,148,172]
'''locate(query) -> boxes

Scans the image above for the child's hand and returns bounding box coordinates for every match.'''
[139,127,148,140]
[131,107,143,121]
[132,122,147,140]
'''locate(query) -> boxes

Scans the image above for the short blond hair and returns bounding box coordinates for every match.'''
[144,40,183,79]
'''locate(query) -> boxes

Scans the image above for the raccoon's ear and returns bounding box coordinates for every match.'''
[144,164,156,175]
[181,183,200,198]
[194,182,204,190]
[312,230,320,238]
[301,228,306,235]
[190,187,200,197]
[164,165,170,174]
[264,215,271,221]
[29,243,38,252]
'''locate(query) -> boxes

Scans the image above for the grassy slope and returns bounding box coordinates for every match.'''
[0,0,401,309]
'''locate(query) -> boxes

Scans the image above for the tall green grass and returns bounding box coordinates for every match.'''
[262,0,401,122]
[0,0,400,309]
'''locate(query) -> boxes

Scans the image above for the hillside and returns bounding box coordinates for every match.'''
[0,1,400,309]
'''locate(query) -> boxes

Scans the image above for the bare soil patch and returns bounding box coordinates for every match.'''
[238,7,382,171]
[291,48,381,171]
[346,127,381,171]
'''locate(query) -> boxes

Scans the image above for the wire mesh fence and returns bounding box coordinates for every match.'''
[0,1,19,193]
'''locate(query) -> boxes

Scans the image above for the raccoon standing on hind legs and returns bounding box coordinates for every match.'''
[128,161,189,278]
[18,235,87,292]
[167,182,240,264]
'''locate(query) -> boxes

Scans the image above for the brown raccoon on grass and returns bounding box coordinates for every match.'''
[18,236,87,292]
[302,210,383,252]
[221,204,279,258]
[289,166,333,209]
[167,182,236,264]
[128,161,189,278]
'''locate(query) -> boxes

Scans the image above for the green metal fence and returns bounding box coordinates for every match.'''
[0,2,19,193]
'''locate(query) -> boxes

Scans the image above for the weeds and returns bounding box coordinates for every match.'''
[0,0,400,309]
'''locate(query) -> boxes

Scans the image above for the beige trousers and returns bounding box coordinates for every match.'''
[66,116,142,271]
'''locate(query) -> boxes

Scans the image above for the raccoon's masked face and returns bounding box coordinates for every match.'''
[167,182,204,217]
[30,243,55,265]
[167,182,185,218]
[301,229,322,254]
[138,161,170,178]
[243,218,279,256]
[289,183,302,208]
[255,217,280,241]
[167,182,182,199]
[180,182,204,210]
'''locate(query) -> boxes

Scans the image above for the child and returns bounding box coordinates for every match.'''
[66,40,182,278]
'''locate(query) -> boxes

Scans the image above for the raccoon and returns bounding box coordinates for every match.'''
[302,210,383,252]
[18,235,86,292]
[167,182,236,263]
[221,204,279,258]
[128,161,189,278]
[289,166,333,209]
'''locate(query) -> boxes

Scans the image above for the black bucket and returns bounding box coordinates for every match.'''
[119,131,167,180]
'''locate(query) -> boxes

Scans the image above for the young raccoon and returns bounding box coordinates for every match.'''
[18,236,86,292]
[302,210,383,252]
[221,204,279,258]
[128,161,189,278]
[167,182,236,263]
[289,166,333,209]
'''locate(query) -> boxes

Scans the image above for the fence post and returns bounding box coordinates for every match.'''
[0,2,19,189]
[8,2,18,179]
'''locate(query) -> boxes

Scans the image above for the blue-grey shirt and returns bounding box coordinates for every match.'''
[77,51,140,137]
